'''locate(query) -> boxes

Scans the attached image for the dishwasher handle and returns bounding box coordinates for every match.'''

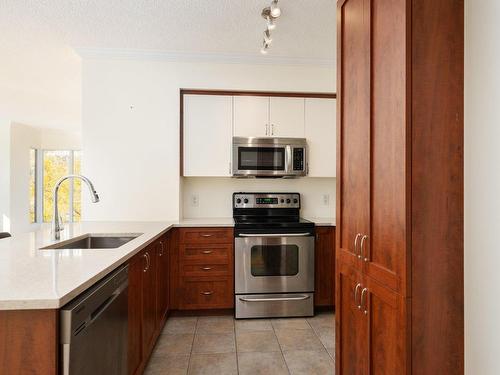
[238,233,312,238]
[88,282,127,327]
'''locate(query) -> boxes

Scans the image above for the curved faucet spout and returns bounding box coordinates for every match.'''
[52,174,100,240]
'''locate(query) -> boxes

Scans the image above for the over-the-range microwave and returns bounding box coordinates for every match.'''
[232,137,307,178]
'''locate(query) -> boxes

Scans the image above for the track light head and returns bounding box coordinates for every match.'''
[270,0,281,18]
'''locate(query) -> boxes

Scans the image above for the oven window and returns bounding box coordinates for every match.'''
[250,245,299,276]
[238,147,285,171]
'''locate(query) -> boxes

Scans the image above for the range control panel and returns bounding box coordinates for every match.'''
[233,193,300,209]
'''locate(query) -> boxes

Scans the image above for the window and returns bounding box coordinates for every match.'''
[42,150,82,223]
[29,149,37,223]
[29,149,82,223]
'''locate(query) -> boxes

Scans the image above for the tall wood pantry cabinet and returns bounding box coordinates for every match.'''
[335,0,464,374]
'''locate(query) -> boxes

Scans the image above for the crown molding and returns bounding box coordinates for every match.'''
[75,47,335,67]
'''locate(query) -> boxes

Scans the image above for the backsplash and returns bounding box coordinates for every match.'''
[181,177,336,219]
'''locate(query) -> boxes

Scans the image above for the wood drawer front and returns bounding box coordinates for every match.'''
[179,228,233,244]
[179,277,233,309]
[181,264,230,277]
[180,244,231,264]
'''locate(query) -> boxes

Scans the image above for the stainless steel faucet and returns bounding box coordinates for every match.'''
[52,174,100,240]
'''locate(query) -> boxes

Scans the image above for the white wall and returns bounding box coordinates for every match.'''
[0,118,11,232]
[82,58,335,221]
[182,177,335,219]
[465,1,500,374]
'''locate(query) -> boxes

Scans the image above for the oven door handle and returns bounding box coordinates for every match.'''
[238,233,312,237]
[239,295,311,302]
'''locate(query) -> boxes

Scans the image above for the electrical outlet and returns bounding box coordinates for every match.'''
[322,194,330,206]
[191,194,199,207]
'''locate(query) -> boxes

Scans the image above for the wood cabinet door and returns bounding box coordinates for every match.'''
[269,97,305,137]
[305,98,337,177]
[364,276,406,375]
[315,227,336,307]
[336,263,368,375]
[128,250,144,375]
[156,235,170,325]
[142,245,157,357]
[233,96,269,137]
[183,94,233,176]
[336,0,371,272]
[361,0,407,295]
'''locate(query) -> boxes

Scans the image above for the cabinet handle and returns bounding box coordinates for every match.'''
[201,266,212,271]
[200,234,213,238]
[143,252,150,272]
[265,124,269,135]
[360,235,368,262]
[360,288,368,314]
[354,283,362,307]
[271,124,274,135]
[202,250,213,254]
[354,233,361,258]
[159,241,164,256]
[201,291,214,295]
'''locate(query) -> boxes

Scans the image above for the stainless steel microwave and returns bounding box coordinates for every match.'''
[232,137,307,178]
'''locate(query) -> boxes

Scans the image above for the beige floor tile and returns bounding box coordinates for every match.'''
[163,317,198,335]
[196,316,235,334]
[145,354,190,375]
[154,334,194,356]
[283,349,334,375]
[236,330,281,353]
[315,328,334,349]
[271,318,312,330]
[235,319,273,332]
[237,352,289,375]
[188,353,238,375]
[307,313,335,331]
[275,328,324,351]
[192,333,236,354]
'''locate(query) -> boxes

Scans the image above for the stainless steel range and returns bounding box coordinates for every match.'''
[233,192,315,319]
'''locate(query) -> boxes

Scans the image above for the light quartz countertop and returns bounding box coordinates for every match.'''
[0,217,334,311]
[304,217,336,226]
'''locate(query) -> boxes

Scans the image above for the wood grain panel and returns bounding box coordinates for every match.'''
[179,227,233,245]
[366,0,407,294]
[0,309,58,375]
[410,0,464,373]
[315,227,336,307]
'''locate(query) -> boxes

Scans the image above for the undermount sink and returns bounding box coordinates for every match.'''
[41,233,142,250]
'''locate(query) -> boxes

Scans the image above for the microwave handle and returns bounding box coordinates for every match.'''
[285,145,292,173]
[239,233,312,237]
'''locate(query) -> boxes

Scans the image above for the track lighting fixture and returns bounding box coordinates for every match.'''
[260,0,281,54]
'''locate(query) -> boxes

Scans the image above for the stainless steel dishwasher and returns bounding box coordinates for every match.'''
[60,265,129,375]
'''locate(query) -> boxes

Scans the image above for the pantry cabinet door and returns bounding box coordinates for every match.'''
[269,97,305,137]
[233,96,269,137]
[183,94,233,176]
[305,98,336,177]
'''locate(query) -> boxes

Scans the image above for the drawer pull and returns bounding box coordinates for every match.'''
[200,234,213,238]
[201,250,213,254]
[201,267,212,271]
[201,291,214,295]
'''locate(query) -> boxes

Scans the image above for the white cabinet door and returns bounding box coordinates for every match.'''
[269,97,305,137]
[233,96,269,137]
[183,95,233,176]
[305,98,336,177]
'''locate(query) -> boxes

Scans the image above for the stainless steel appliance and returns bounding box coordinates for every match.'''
[232,137,307,178]
[233,192,315,318]
[60,265,129,375]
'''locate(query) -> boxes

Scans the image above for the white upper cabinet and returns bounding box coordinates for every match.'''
[233,96,269,137]
[305,98,337,177]
[183,95,233,176]
[269,97,305,138]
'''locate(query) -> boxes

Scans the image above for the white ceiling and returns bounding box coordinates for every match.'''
[0,0,336,130]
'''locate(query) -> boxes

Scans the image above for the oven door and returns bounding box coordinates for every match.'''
[234,233,315,294]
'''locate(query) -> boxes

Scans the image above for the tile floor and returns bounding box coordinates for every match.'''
[145,312,335,375]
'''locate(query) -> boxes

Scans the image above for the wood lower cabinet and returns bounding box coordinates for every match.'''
[336,0,463,374]
[176,228,234,310]
[128,235,171,375]
[314,226,336,307]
